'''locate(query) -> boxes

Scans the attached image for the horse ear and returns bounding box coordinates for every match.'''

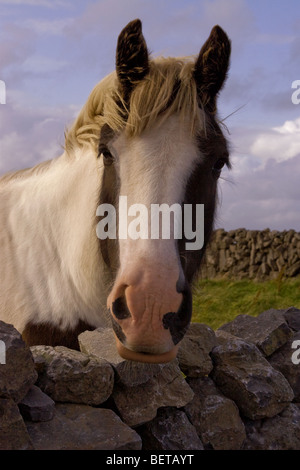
[194,25,231,113]
[116,19,149,103]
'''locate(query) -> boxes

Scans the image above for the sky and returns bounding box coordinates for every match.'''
[0,0,299,231]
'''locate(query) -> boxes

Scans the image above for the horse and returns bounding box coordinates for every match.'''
[0,19,231,363]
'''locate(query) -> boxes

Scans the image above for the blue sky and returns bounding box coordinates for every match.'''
[0,0,300,231]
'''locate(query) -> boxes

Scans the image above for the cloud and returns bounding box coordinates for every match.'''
[250,117,300,167]
[0,90,78,174]
[0,0,69,6]
[217,151,300,231]
[215,114,300,231]
[202,0,255,40]
[22,17,73,35]
[22,56,68,75]
[255,32,296,45]
[0,24,36,73]
[62,0,255,58]
[64,0,147,39]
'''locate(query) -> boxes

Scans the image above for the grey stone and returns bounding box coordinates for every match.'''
[219,309,293,356]
[200,229,300,280]
[26,404,142,450]
[211,331,294,419]
[79,327,162,386]
[283,307,300,332]
[31,345,114,405]
[112,361,194,427]
[79,328,194,427]
[139,407,204,450]
[268,331,300,401]
[286,260,300,277]
[79,327,121,365]
[18,385,55,422]
[243,404,300,450]
[177,323,216,377]
[185,377,246,450]
[0,321,37,403]
[0,398,33,450]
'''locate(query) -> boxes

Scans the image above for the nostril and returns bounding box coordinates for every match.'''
[163,312,185,345]
[162,284,192,345]
[112,296,131,320]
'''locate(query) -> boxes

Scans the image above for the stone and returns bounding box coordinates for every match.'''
[211,331,294,419]
[79,327,120,364]
[283,307,300,332]
[0,321,37,403]
[185,377,246,450]
[79,327,162,386]
[268,331,300,401]
[0,398,33,450]
[18,385,55,422]
[200,229,300,280]
[1,295,299,451]
[243,404,300,450]
[138,407,204,450]
[30,345,114,405]
[79,328,194,427]
[219,309,293,356]
[26,404,142,450]
[219,248,227,272]
[112,361,194,427]
[286,260,300,277]
[177,323,216,377]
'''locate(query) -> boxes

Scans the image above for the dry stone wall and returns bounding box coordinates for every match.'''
[1,307,300,451]
[200,228,300,280]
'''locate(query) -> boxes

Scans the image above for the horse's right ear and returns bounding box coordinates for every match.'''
[116,19,149,103]
[194,25,231,113]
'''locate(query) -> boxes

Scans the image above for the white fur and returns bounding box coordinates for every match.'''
[0,151,110,332]
[110,114,202,281]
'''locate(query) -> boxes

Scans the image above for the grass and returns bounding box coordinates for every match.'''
[191,276,300,330]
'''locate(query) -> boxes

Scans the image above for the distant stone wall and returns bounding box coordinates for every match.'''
[200,228,300,280]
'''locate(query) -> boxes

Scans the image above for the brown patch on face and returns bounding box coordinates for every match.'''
[22,320,95,350]
[98,124,115,152]
[197,116,230,164]
[179,163,217,283]
[179,116,230,282]
[97,124,120,270]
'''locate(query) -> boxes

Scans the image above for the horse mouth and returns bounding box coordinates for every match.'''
[114,334,179,363]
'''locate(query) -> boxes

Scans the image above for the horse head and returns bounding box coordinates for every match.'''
[98,19,231,362]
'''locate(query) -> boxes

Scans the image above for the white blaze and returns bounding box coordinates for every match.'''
[110,114,203,270]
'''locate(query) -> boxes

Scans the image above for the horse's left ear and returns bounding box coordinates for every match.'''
[194,25,231,113]
[116,19,149,103]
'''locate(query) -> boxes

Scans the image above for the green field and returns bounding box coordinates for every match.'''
[191,277,300,330]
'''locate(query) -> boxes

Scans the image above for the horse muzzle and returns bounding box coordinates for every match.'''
[114,334,180,363]
[110,282,192,363]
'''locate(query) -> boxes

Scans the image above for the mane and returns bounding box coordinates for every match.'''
[65,57,203,153]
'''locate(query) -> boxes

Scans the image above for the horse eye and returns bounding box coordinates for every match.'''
[212,158,226,176]
[100,148,114,166]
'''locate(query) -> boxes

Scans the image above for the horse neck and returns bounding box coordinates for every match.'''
[55,149,105,282]
[28,149,106,302]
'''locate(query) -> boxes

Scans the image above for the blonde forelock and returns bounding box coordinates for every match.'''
[65,57,203,154]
